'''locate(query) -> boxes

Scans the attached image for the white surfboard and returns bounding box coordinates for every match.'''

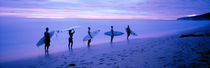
[83,30,100,41]
[36,31,55,47]
[130,30,138,36]
[125,28,138,36]
[58,26,80,33]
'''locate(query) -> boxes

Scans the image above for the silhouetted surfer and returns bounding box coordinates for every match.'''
[88,27,92,46]
[111,26,114,43]
[44,27,50,52]
[126,25,131,40]
[68,29,75,49]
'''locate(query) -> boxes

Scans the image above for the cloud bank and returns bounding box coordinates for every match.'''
[0,0,209,20]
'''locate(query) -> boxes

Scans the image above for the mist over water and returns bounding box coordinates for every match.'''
[0,18,209,62]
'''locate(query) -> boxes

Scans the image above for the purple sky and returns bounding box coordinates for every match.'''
[0,0,209,20]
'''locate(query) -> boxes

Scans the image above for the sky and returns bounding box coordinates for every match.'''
[0,0,209,20]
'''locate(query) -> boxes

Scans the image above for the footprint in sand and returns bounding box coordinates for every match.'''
[173,56,177,58]
[106,56,110,59]
[81,62,93,65]
[130,50,136,55]
[60,64,64,66]
[117,54,121,56]
[71,60,78,63]
[102,53,107,56]
[110,58,117,61]
[80,60,85,62]
[106,63,112,66]
[141,48,144,53]
[163,63,170,67]
[121,58,124,60]
[177,59,184,62]
[151,45,155,48]
[99,58,105,62]
[159,57,166,59]
[144,61,148,64]
[113,62,117,64]
[63,62,67,64]
[129,52,133,55]
[99,62,103,65]
[117,54,128,58]
[122,55,128,57]
[54,59,58,62]
[123,49,127,52]
[64,57,67,59]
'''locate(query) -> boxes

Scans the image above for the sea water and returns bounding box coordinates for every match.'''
[0,18,209,62]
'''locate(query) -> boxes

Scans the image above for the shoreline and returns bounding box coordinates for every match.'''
[1,25,210,68]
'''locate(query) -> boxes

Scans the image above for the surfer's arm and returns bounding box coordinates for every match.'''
[72,29,75,34]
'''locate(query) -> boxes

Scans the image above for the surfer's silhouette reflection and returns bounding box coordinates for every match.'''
[45,50,49,57]
[68,29,75,49]
[44,27,50,52]
[88,27,92,47]
[126,25,131,40]
[111,26,114,43]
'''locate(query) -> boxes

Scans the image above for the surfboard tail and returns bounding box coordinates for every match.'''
[83,30,100,41]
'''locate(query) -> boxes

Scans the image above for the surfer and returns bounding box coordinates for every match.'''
[68,29,75,49]
[126,25,131,40]
[111,26,114,43]
[44,27,50,52]
[88,27,92,46]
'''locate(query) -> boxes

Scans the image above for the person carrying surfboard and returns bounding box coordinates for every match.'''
[88,27,92,46]
[126,25,131,40]
[111,26,114,43]
[68,29,75,49]
[44,27,50,52]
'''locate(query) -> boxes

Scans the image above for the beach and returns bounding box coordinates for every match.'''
[1,0,210,68]
[1,22,209,68]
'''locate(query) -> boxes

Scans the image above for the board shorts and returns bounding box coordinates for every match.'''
[69,38,73,42]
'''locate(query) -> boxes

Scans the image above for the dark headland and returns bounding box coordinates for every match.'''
[177,13,210,20]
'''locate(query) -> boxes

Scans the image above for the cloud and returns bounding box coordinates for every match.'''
[0,0,209,20]
[0,6,162,19]
[187,14,197,17]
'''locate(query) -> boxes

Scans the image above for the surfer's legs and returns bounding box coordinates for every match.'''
[127,34,130,40]
[111,36,114,43]
[47,45,50,52]
[88,39,91,46]
[45,45,49,52]
[68,40,70,48]
[71,42,73,48]
[68,38,70,48]
[68,43,70,48]
[68,39,73,48]
[71,40,73,48]
[45,39,50,52]
[45,44,47,51]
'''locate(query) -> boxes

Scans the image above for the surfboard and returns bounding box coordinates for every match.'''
[130,30,138,36]
[58,26,80,33]
[36,31,55,47]
[104,31,124,36]
[126,28,138,36]
[83,30,100,41]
